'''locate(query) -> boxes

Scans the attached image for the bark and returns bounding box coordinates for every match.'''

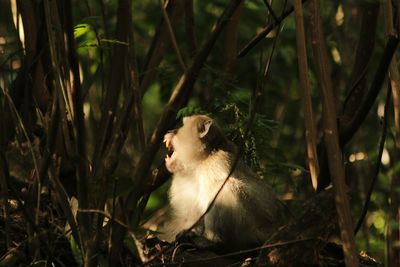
[238,0,307,58]
[309,1,359,266]
[341,2,379,126]
[184,0,197,58]
[93,0,131,171]
[384,1,400,266]
[293,0,319,191]
[161,1,187,71]
[223,1,244,73]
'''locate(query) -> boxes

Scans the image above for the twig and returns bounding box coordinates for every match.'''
[38,89,59,182]
[318,5,399,192]
[95,2,135,264]
[108,178,118,263]
[42,0,76,169]
[91,7,134,263]
[224,1,243,73]
[44,0,74,123]
[64,0,90,242]
[48,156,82,249]
[95,31,139,265]
[340,36,399,144]
[309,0,358,266]
[129,0,245,203]
[139,1,182,98]
[184,0,197,57]
[93,0,131,171]
[143,3,281,265]
[1,87,41,223]
[147,238,315,266]
[342,2,379,115]
[140,163,170,196]
[385,0,400,131]
[238,0,307,58]
[0,244,26,266]
[128,18,146,151]
[354,81,391,234]
[293,0,319,190]
[35,91,81,246]
[262,0,278,22]
[231,0,280,243]
[7,182,55,262]
[262,2,284,79]
[161,0,187,71]
[103,88,134,178]
[78,209,133,232]
[384,2,400,264]
[0,151,10,249]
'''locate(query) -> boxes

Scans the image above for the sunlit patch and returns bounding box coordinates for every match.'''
[367,210,386,234]
[11,0,25,49]
[331,47,341,64]
[335,5,344,26]
[377,102,385,117]
[381,148,390,166]
[349,152,366,163]
[11,59,21,70]
[83,103,90,119]
[290,168,302,177]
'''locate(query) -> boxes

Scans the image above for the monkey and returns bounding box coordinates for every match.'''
[160,115,290,250]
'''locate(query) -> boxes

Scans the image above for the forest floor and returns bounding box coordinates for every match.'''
[0,189,383,267]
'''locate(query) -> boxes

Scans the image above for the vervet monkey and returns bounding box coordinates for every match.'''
[161,115,289,250]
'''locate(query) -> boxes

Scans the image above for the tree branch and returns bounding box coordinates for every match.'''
[238,0,307,58]
[161,0,187,71]
[93,0,131,171]
[342,2,380,120]
[309,1,359,266]
[354,82,391,235]
[130,0,245,200]
[184,0,197,58]
[293,0,319,191]
[139,1,183,98]
[263,0,279,22]
[64,0,89,241]
[339,36,399,144]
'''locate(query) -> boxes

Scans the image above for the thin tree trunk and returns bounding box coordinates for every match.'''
[293,0,319,191]
[384,1,400,266]
[309,1,359,266]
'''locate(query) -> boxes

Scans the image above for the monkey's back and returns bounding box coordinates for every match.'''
[167,150,289,249]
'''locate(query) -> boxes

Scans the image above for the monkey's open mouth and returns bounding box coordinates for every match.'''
[163,137,175,159]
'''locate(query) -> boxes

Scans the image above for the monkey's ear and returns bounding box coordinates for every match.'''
[198,119,213,138]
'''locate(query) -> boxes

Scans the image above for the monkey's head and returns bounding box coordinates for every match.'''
[163,115,229,173]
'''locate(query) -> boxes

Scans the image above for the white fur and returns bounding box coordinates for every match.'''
[160,116,289,249]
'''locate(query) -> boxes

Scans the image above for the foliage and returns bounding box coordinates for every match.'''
[0,0,399,266]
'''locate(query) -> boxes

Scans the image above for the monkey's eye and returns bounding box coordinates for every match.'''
[168,129,178,134]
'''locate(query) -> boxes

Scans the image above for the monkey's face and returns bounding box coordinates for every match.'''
[164,115,214,173]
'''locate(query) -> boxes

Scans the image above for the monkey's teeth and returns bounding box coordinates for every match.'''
[164,139,171,149]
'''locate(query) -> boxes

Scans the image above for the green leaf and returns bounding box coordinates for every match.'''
[74,23,90,39]
[177,106,206,119]
[70,236,83,266]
